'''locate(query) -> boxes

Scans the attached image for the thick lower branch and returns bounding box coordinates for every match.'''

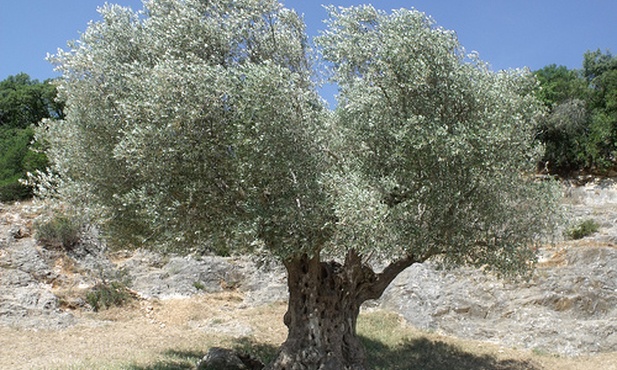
[358,253,419,301]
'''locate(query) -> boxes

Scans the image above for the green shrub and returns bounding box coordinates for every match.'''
[0,177,32,202]
[34,214,83,250]
[0,127,40,201]
[566,219,600,239]
[86,281,133,312]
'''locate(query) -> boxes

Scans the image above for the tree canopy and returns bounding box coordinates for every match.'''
[317,6,557,272]
[36,1,559,368]
[39,0,332,254]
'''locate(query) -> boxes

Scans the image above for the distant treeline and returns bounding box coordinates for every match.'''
[1,50,615,201]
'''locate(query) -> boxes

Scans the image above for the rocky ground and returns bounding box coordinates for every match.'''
[1,180,616,361]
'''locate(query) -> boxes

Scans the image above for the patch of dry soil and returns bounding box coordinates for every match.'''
[0,292,287,370]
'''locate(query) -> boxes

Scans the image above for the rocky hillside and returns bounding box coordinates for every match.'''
[1,180,616,357]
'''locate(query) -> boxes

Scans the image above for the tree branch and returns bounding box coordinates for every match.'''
[358,253,420,302]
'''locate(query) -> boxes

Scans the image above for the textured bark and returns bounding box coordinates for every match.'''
[266,250,418,370]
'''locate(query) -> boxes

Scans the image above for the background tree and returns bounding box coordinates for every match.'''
[0,73,61,201]
[534,64,588,109]
[36,1,559,369]
[584,50,617,166]
[0,73,64,129]
[535,51,617,175]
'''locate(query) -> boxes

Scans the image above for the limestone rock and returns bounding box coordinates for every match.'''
[377,246,617,356]
[197,347,263,370]
[121,252,250,299]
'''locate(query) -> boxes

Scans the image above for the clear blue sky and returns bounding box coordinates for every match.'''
[1,0,616,105]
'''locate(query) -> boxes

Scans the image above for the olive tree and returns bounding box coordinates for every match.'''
[37,1,558,369]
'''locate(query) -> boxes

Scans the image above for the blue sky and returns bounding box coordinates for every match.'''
[1,0,616,105]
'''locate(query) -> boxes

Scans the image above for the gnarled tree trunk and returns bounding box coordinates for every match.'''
[266,250,418,370]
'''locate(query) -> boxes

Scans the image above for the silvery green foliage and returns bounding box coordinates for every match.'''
[40,0,333,255]
[38,1,559,276]
[317,6,559,274]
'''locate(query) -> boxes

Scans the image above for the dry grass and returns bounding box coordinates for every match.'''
[1,292,616,370]
[359,312,617,370]
[0,292,280,370]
